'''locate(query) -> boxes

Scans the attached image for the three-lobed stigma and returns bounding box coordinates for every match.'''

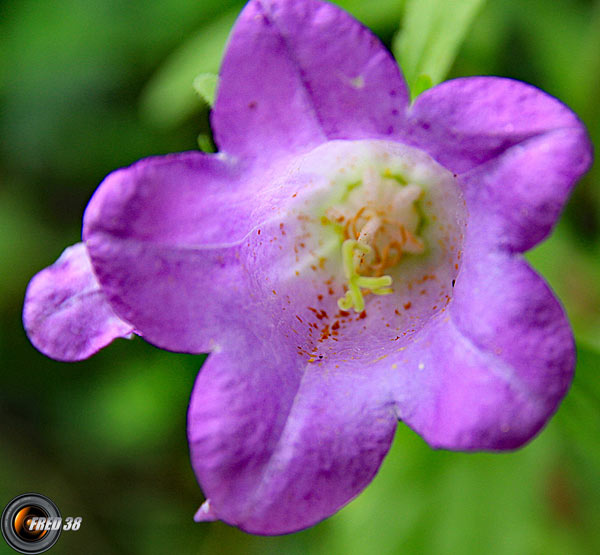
[337,239,393,312]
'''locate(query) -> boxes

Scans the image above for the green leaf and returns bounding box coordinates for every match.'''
[193,72,219,107]
[335,0,406,30]
[139,1,407,129]
[139,8,238,128]
[412,73,434,97]
[197,133,216,153]
[393,0,486,98]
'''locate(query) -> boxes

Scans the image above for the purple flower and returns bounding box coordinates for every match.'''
[24,0,592,535]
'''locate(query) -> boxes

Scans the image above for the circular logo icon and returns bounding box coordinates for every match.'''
[1,494,61,554]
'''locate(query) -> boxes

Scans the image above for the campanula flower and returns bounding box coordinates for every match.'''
[23,0,592,535]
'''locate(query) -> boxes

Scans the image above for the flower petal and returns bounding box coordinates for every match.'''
[461,127,592,252]
[392,250,574,450]
[405,77,588,174]
[212,0,409,162]
[82,152,265,354]
[187,330,397,535]
[23,243,133,362]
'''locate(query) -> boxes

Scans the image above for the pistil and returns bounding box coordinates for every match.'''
[337,239,393,312]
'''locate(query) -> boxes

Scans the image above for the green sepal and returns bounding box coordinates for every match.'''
[193,73,219,107]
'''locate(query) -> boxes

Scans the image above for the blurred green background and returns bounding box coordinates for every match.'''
[1,0,599,553]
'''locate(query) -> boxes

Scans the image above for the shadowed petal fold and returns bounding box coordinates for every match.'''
[23,243,134,361]
[188,330,397,534]
[212,0,409,162]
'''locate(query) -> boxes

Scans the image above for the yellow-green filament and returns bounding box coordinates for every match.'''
[337,239,394,312]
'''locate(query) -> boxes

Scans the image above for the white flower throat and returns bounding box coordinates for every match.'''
[286,140,466,319]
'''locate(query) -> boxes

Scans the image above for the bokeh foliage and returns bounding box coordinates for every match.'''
[1,0,599,553]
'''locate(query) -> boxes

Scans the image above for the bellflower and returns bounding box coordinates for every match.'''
[24,0,592,535]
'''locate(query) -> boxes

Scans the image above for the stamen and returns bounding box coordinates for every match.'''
[337,239,394,312]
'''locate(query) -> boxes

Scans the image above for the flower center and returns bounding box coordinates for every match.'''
[323,167,426,312]
[282,139,465,327]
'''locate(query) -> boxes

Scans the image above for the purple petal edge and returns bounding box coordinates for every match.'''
[391,253,575,451]
[188,330,397,535]
[23,243,134,362]
[212,0,409,161]
[405,76,589,175]
[82,151,272,354]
